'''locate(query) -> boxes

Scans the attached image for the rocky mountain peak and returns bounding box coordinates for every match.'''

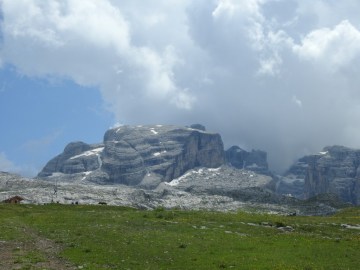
[38,124,225,188]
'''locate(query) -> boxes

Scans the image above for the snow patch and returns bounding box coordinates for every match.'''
[150,128,158,135]
[70,147,104,160]
[82,171,92,181]
[186,127,207,133]
[319,151,328,155]
[97,154,103,168]
[166,168,207,186]
[153,151,167,157]
[166,170,194,186]
[208,167,221,172]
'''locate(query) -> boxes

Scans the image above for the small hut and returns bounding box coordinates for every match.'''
[3,196,24,204]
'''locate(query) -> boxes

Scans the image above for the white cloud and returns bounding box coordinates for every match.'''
[1,0,194,114]
[2,0,360,172]
[258,52,282,76]
[293,20,360,71]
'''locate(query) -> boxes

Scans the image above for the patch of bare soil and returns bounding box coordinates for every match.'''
[0,226,77,270]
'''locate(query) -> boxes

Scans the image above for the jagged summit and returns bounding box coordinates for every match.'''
[38,124,225,188]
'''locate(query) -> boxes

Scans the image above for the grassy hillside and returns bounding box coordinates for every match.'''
[0,204,360,270]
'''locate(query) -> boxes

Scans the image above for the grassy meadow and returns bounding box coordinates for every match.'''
[0,204,360,269]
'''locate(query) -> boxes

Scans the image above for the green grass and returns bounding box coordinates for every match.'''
[1,204,360,269]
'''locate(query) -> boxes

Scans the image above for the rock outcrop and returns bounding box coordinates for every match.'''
[225,146,270,175]
[279,146,360,205]
[303,146,360,205]
[38,142,104,176]
[38,125,225,187]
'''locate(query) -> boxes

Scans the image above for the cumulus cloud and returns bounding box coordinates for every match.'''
[293,20,360,72]
[0,0,194,112]
[2,0,360,172]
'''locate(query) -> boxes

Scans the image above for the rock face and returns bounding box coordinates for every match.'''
[280,146,360,204]
[303,146,360,205]
[38,125,225,187]
[38,142,104,177]
[225,146,270,175]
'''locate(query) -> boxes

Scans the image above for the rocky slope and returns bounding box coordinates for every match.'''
[0,170,342,215]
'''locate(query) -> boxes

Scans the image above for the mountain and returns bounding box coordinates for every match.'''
[278,145,360,205]
[3,124,358,213]
[303,146,360,204]
[38,125,225,189]
[37,124,273,189]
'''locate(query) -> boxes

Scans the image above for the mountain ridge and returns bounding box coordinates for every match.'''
[1,124,359,214]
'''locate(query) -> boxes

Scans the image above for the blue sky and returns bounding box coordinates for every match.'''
[0,65,113,175]
[1,0,360,176]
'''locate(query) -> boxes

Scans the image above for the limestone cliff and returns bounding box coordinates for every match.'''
[280,146,360,204]
[38,125,225,187]
[303,146,360,204]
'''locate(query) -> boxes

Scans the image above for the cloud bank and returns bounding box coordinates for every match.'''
[2,0,360,172]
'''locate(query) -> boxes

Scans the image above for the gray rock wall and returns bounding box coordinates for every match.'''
[38,125,225,187]
[38,142,103,177]
[303,146,360,204]
[282,146,360,204]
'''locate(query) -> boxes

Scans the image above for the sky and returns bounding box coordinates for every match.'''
[1,0,360,177]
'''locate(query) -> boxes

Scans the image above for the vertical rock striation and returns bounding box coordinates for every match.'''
[303,146,360,204]
[281,145,360,204]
